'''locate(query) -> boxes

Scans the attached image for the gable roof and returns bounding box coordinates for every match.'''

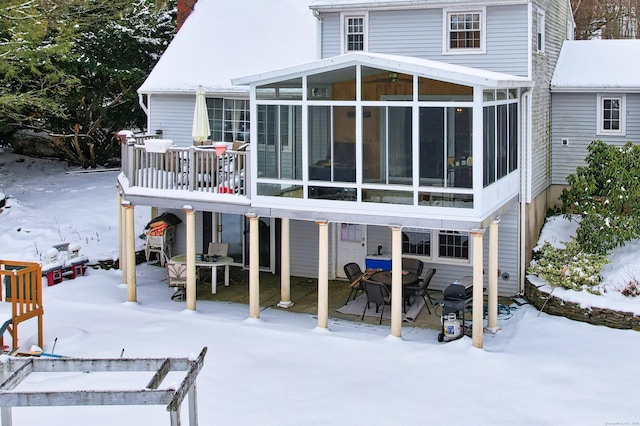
[551,40,640,92]
[232,51,531,88]
[138,0,318,95]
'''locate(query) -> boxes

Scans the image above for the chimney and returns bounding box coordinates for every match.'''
[177,0,197,31]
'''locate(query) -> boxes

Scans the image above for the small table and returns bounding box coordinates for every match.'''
[170,254,233,294]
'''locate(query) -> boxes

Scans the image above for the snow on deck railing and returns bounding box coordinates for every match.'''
[121,139,248,196]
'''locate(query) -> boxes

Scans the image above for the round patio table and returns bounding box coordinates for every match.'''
[369,270,420,314]
[369,270,418,287]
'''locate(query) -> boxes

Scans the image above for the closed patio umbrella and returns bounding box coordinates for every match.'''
[192,85,211,143]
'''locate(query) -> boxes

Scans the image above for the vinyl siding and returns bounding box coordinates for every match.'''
[157,208,203,258]
[148,94,194,146]
[367,225,390,256]
[289,220,338,279]
[481,204,519,296]
[321,13,341,58]
[551,92,640,184]
[321,6,529,76]
[365,204,520,296]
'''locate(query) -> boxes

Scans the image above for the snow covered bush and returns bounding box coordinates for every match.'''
[560,140,640,255]
[528,238,608,293]
[620,277,640,298]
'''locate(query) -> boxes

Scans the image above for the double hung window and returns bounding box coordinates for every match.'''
[343,14,367,52]
[445,9,484,53]
[597,94,626,135]
[402,229,470,262]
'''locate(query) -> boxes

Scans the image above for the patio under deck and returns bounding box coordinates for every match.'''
[188,265,446,330]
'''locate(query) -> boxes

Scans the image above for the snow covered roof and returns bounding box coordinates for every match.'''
[138,0,318,95]
[551,40,640,92]
[232,51,532,89]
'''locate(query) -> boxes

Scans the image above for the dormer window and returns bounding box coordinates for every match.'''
[342,13,367,53]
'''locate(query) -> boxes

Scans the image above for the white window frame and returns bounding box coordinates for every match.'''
[401,229,471,265]
[536,9,545,53]
[341,12,368,53]
[442,7,486,55]
[280,105,296,153]
[207,97,250,143]
[597,94,626,136]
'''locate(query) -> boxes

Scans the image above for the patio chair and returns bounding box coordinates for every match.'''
[402,257,424,278]
[361,279,391,324]
[403,268,437,315]
[145,225,175,267]
[202,242,230,285]
[343,262,364,305]
[208,242,229,257]
[166,261,187,301]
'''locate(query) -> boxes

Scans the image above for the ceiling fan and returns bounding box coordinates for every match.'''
[365,72,412,84]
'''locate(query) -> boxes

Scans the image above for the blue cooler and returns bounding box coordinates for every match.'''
[365,256,392,271]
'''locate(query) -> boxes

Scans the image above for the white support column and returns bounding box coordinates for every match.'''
[317,220,329,329]
[471,228,486,348]
[278,218,294,308]
[123,202,137,302]
[184,206,197,311]
[247,213,260,319]
[487,219,501,333]
[118,190,124,274]
[390,226,403,338]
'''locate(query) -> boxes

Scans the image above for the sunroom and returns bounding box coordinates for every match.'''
[233,52,531,227]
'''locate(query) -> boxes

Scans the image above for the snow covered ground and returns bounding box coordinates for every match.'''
[1,150,639,425]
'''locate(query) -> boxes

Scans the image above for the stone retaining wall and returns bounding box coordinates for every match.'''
[525,279,640,331]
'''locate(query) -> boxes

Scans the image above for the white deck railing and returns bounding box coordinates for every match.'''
[121,135,249,196]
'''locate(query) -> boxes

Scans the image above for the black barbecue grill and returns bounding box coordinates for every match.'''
[434,279,477,342]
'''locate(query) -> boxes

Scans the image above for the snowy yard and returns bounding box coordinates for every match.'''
[1,150,640,425]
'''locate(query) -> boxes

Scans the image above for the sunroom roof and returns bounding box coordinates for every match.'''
[232,52,532,89]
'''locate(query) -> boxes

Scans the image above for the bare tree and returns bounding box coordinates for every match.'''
[572,0,640,39]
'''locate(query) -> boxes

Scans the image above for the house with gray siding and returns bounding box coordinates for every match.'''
[117,0,574,345]
[551,39,640,191]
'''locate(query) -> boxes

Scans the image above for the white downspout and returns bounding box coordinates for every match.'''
[313,9,323,59]
[519,89,532,294]
[138,93,149,122]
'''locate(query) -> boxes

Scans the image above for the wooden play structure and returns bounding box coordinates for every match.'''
[0,260,44,351]
[0,347,207,426]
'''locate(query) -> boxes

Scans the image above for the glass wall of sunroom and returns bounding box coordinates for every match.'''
[254,65,518,208]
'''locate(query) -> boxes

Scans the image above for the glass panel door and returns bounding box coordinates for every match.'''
[220,213,243,263]
[243,217,273,270]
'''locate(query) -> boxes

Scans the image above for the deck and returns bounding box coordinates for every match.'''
[120,134,249,196]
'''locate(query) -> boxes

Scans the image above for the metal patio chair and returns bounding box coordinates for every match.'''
[343,262,365,305]
[166,261,187,301]
[361,279,391,324]
[403,268,437,315]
